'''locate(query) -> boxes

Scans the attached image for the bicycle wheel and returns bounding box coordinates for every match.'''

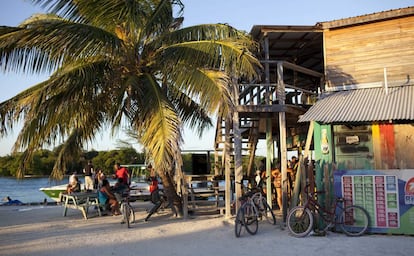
[234,206,244,237]
[339,205,369,236]
[260,197,276,225]
[242,202,258,235]
[121,203,135,228]
[287,206,313,237]
[120,203,128,226]
[127,203,135,224]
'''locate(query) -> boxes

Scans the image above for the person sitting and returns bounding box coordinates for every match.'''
[98,179,121,215]
[66,176,81,194]
[112,178,129,202]
[2,196,23,205]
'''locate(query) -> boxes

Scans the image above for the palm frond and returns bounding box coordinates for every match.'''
[1,0,262,185]
[0,14,123,75]
[167,85,213,136]
[158,40,260,79]
[125,73,182,171]
[28,0,83,23]
[166,66,232,114]
[2,57,114,154]
[51,129,84,180]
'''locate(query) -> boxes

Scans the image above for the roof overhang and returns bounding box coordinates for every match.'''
[318,6,414,29]
[298,85,414,124]
[249,25,324,82]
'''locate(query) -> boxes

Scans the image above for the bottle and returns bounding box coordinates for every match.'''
[321,128,329,154]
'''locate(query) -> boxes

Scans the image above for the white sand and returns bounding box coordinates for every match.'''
[0,202,413,256]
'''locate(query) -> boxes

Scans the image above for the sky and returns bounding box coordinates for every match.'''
[0,0,413,156]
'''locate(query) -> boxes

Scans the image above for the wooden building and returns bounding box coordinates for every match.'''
[215,5,414,232]
[298,7,414,234]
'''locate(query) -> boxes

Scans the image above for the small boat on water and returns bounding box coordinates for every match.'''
[39,184,68,202]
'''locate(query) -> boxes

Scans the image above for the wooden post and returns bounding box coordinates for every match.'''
[277,61,288,221]
[266,119,273,206]
[233,80,243,217]
[264,35,274,207]
[224,116,232,218]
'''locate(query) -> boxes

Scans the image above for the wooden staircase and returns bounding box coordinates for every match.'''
[213,115,260,178]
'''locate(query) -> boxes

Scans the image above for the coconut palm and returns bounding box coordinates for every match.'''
[0,0,261,213]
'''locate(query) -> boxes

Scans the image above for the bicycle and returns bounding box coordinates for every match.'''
[116,192,135,228]
[251,187,277,225]
[234,181,276,237]
[235,188,259,237]
[286,186,369,237]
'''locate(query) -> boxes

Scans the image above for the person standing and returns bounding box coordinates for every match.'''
[83,160,94,191]
[290,156,298,191]
[271,166,282,211]
[255,170,262,188]
[95,169,106,189]
[114,163,130,186]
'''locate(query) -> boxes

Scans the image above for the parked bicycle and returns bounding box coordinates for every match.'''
[116,192,135,228]
[235,180,276,237]
[287,186,369,237]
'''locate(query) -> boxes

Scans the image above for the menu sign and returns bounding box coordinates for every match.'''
[342,175,399,228]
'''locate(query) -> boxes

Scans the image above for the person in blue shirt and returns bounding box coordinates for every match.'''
[2,196,23,205]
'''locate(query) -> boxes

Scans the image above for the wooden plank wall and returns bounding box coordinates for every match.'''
[324,16,414,87]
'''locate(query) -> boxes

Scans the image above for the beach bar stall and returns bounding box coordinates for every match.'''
[298,7,414,235]
[300,119,414,235]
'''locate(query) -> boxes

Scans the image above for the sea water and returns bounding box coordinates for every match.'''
[0,177,227,204]
[0,177,70,204]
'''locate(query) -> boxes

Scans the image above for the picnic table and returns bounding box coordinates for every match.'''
[61,191,101,219]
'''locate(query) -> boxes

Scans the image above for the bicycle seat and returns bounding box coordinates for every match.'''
[238,191,255,201]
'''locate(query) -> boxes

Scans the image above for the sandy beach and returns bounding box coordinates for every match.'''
[0,202,413,256]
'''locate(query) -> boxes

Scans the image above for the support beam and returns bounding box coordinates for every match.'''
[224,117,232,218]
[233,82,243,217]
[277,62,288,222]
[264,35,274,207]
[266,118,273,206]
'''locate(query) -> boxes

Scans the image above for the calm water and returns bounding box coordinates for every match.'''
[0,177,71,204]
[0,177,227,204]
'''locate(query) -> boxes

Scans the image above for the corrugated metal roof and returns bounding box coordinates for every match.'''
[298,85,414,123]
[317,6,414,29]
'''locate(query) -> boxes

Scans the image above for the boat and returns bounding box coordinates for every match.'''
[39,184,68,202]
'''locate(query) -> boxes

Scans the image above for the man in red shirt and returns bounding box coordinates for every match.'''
[114,163,130,186]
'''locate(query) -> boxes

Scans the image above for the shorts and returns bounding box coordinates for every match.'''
[85,176,94,190]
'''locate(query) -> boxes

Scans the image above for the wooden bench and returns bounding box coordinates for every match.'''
[62,192,101,219]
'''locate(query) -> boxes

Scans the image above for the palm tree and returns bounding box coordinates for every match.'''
[0,0,261,214]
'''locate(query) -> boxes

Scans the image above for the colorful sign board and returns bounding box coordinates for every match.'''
[334,169,414,235]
